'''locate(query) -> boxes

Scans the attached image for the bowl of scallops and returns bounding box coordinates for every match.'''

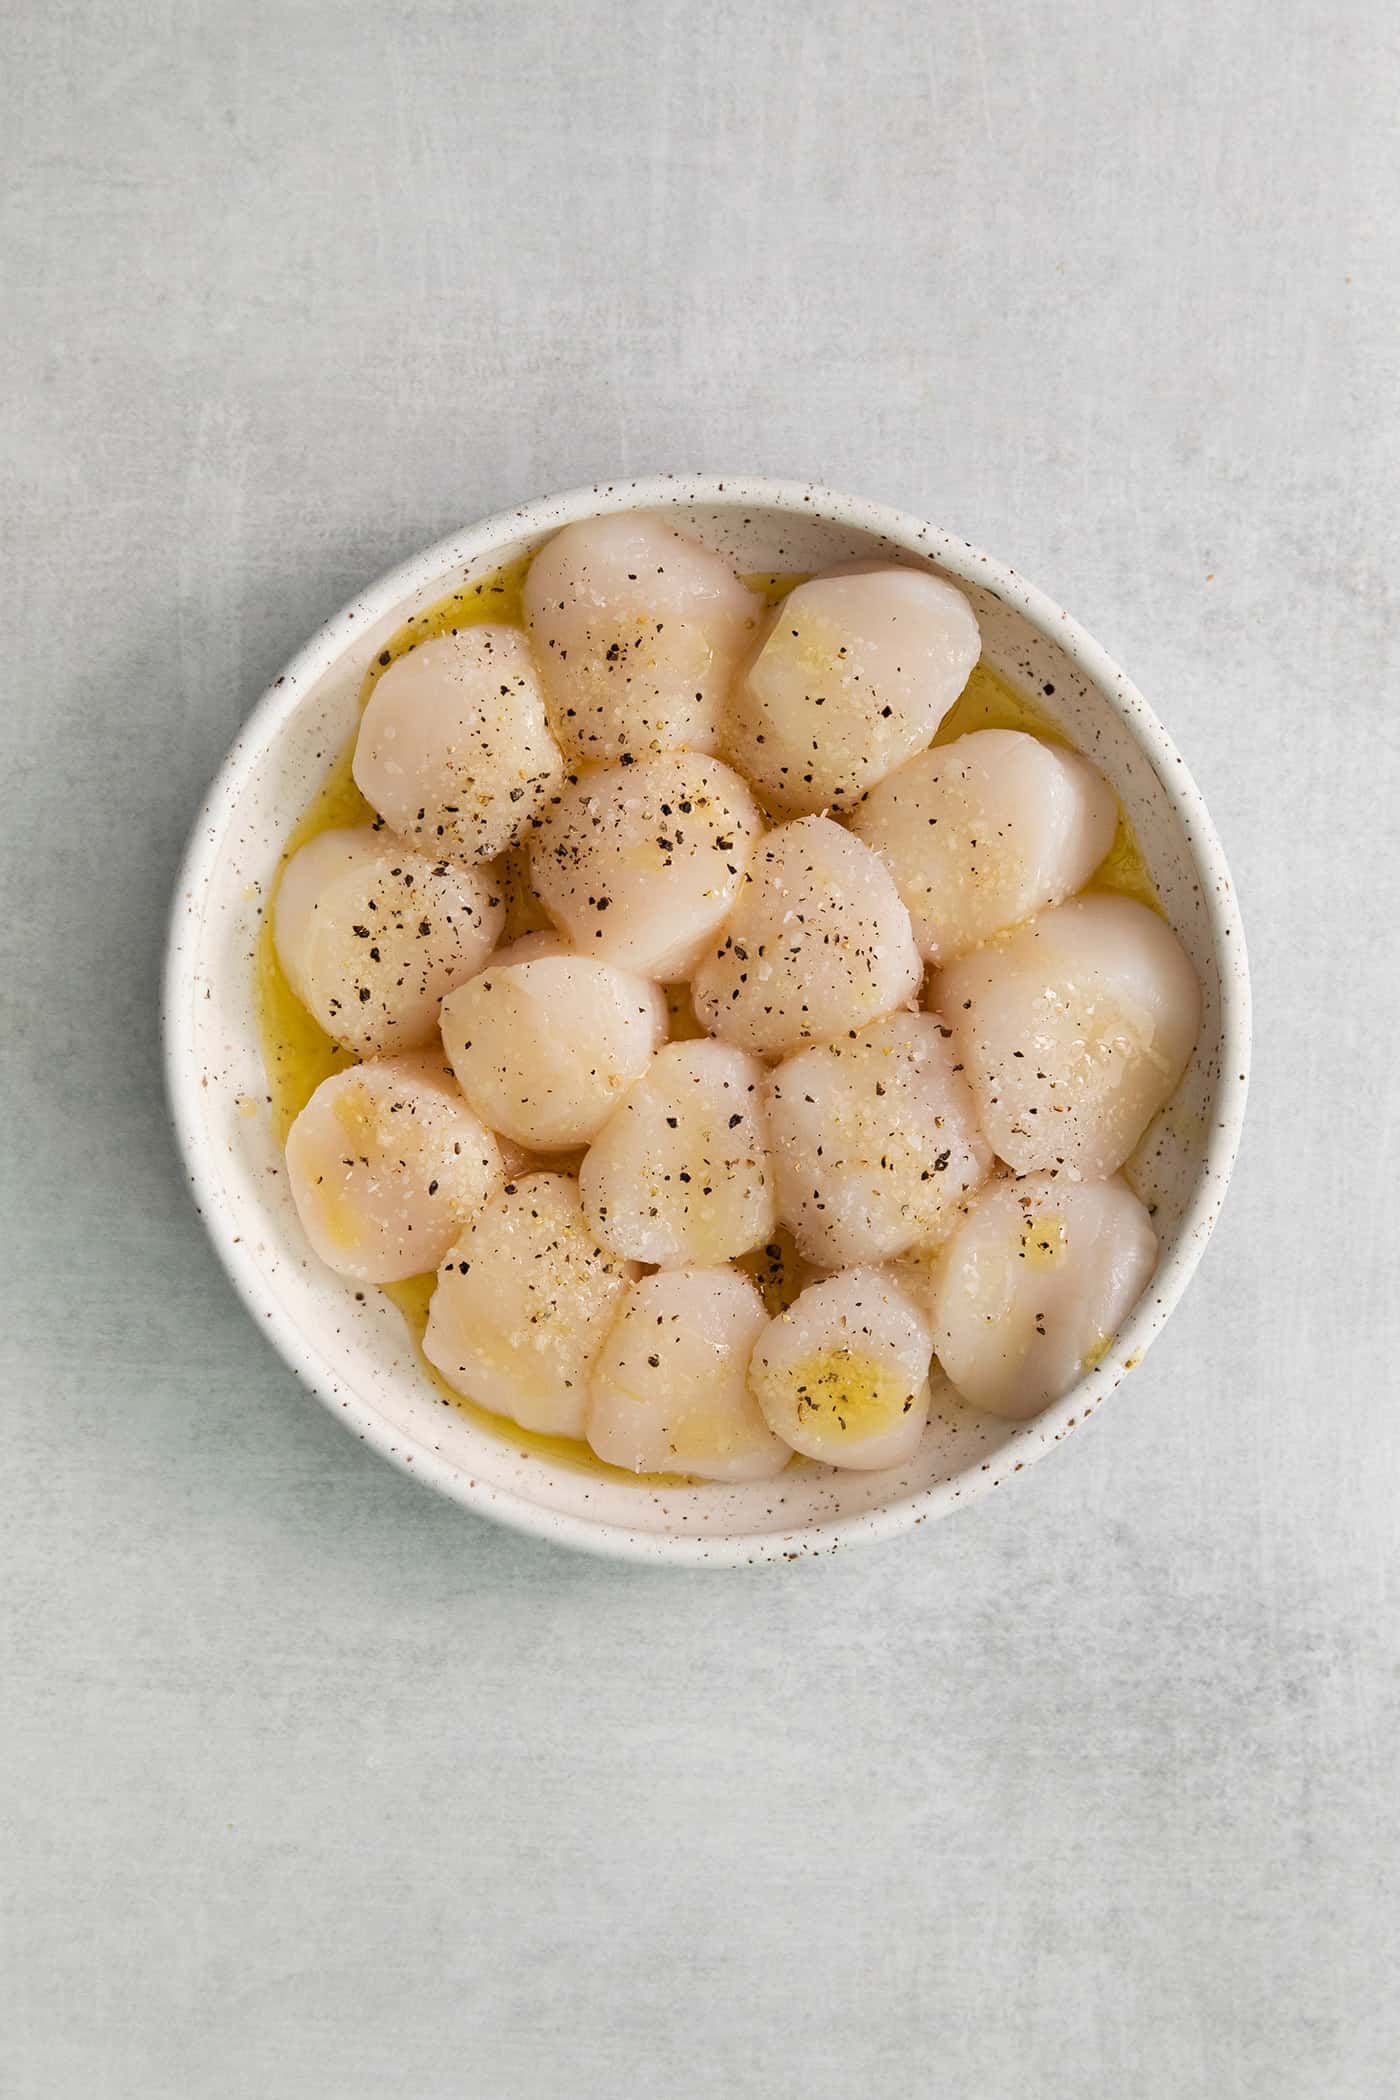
[165,476,1249,1563]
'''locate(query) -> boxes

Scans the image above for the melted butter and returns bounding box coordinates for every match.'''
[786,1349,915,1444]
[1018,1211,1069,1269]
[259,552,1161,1478]
[663,981,707,1042]
[1086,808,1160,913]
[256,920,358,1148]
[935,659,1073,748]
[743,570,810,608]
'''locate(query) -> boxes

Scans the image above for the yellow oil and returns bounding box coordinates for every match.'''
[257,552,1161,1477]
[662,981,707,1042]
[744,570,811,608]
[1018,1211,1069,1270]
[1086,807,1160,913]
[780,1349,917,1445]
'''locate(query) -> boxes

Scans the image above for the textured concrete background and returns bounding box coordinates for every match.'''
[3,2,1397,2094]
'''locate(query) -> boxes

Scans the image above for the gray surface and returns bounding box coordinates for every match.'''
[2,2,1397,2094]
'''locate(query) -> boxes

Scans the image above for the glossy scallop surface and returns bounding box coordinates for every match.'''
[938,893,1201,1178]
[851,727,1118,963]
[273,826,503,1057]
[928,1172,1159,1418]
[587,1266,789,1481]
[691,817,922,1057]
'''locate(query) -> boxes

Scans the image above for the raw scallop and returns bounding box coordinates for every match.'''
[530,751,762,979]
[691,817,922,1058]
[937,893,1201,1178]
[928,1172,1158,1418]
[720,566,979,813]
[748,1266,934,1471]
[424,1172,637,1437]
[285,1052,501,1282]
[587,1266,789,1481]
[353,627,563,862]
[441,944,666,1150]
[579,1039,774,1267]
[274,827,502,1057]
[852,727,1118,962]
[766,1011,992,1266]
[524,513,760,762]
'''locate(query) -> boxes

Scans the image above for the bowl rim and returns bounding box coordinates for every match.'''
[163,473,1251,1566]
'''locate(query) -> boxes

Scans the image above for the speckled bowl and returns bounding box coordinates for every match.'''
[164,476,1249,1564]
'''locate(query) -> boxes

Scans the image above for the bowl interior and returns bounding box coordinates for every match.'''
[168,484,1243,1560]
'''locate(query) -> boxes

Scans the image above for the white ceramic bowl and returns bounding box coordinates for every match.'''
[164,476,1249,1564]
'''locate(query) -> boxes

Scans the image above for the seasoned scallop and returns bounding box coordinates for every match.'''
[748,1267,933,1471]
[851,728,1119,962]
[274,827,503,1056]
[285,1052,502,1283]
[440,946,666,1151]
[579,1039,774,1267]
[938,894,1201,1179]
[766,1012,992,1267]
[928,1172,1158,1418]
[424,1172,637,1436]
[524,513,761,762]
[691,817,922,1058]
[720,566,980,814]
[352,627,564,862]
[530,751,763,979]
[587,1267,789,1480]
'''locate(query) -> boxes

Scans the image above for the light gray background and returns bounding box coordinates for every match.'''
[3,2,1397,2095]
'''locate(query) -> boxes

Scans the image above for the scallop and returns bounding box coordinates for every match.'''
[766,1012,992,1267]
[938,894,1201,1178]
[424,1172,637,1436]
[928,1172,1158,1418]
[851,728,1119,962]
[691,817,922,1058]
[524,512,761,762]
[579,1039,774,1267]
[529,751,763,979]
[748,1267,933,1470]
[440,945,666,1150]
[274,827,503,1056]
[352,627,564,862]
[284,1052,502,1282]
[720,566,980,814]
[587,1267,789,1481]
